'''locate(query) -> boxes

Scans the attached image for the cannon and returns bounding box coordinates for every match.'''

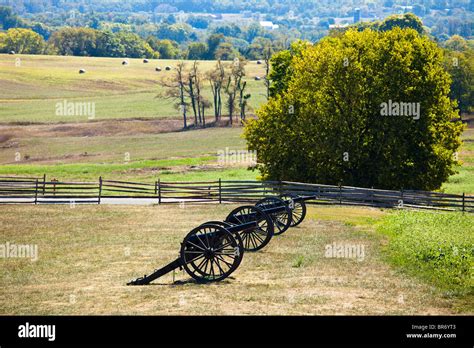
[128,206,273,285]
[127,194,316,285]
[128,223,244,285]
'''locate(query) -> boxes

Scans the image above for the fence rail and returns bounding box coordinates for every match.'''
[0,175,472,212]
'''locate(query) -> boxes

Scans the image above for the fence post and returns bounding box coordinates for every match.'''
[339,184,342,205]
[158,179,161,205]
[98,176,102,205]
[219,179,222,204]
[400,189,404,209]
[159,179,162,204]
[42,174,46,196]
[462,193,465,212]
[34,179,38,205]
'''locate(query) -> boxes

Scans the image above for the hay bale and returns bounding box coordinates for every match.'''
[9,50,15,55]
[143,59,149,63]
[79,69,86,74]
[165,66,172,71]
[155,67,162,72]
[122,60,129,65]
[257,60,262,64]
[254,76,261,81]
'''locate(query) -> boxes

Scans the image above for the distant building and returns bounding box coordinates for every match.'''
[354,8,361,23]
[329,23,349,30]
[394,5,414,14]
[259,21,279,30]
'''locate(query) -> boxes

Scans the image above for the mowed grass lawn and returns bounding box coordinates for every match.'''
[1,204,466,315]
[442,127,474,194]
[0,54,267,123]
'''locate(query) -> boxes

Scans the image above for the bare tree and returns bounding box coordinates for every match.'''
[208,60,226,122]
[237,80,251,124]
[225,59,246,125]
[158,61,188,129]
[185,61,210,127]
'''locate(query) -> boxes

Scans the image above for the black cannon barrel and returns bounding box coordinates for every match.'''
[235,195,317,220]
[283,194,318,203]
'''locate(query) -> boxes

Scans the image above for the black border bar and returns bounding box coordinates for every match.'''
[1,315,472,346]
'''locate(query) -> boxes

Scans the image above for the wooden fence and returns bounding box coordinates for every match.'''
[0,175,472,212]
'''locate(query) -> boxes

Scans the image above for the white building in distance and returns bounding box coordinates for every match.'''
[259,21,279,30]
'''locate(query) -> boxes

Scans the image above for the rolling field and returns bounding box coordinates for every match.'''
[2,204,470,315]
[0,124,256,182]
[0,54,265,182]
[0,54,268,123]
[0,54,473,316]
[0,53,472,192]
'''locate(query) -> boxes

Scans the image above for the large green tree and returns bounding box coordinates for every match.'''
[244,28,464,191]
[0,28,45,54]
[379,13,425,34]
[267,40,311,97]
[49,27,98,56]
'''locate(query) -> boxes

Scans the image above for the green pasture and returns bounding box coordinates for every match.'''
[0,54,267,123]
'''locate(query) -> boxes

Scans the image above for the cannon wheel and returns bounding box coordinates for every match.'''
[225,205,274,252]
[256,197,292,235]
[279,194,307,227]
[200,220,244,258]
[180,224,243,283]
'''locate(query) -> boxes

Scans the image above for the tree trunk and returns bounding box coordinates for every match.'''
[202,104,206,127]
[188,77,198,126]
[217,89,222,120]
[180,84,187,129]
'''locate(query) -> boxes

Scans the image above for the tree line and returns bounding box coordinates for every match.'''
[0,5,285,60]
[0,25,280,61]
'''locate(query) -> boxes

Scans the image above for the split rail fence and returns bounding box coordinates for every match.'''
[0,175,472,212]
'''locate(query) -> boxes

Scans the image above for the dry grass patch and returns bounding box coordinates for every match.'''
[0,204,457,315]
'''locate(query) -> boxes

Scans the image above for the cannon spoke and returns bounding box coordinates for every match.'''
[186,240,206,251]
[214,254,234,269]
[214,258,226,278]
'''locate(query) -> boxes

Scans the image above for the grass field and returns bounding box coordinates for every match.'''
[1,54,473,316]
[442,128,474,194]
[2,204,469,315]
[0,118,471,188]
[378,211,473,299]
[0,125,257,182]
[1,53,472,192]
[0,54,268,123]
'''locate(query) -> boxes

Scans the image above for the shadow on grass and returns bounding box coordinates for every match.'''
[129,277,236,286]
